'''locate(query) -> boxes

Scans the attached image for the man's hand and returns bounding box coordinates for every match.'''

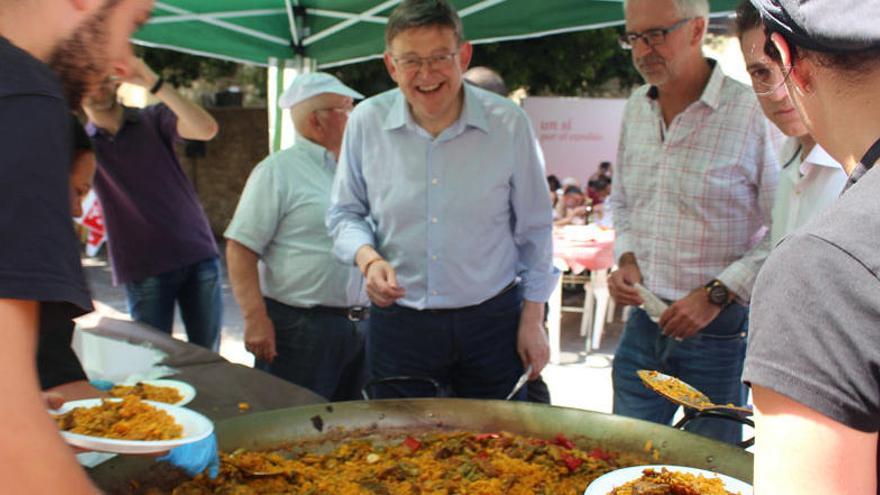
[608,254,644,306]
[658,288,721,339]
[364,260,406,307]
[119,56,159,89]
[517,301,549,379]
[244,313,277,363]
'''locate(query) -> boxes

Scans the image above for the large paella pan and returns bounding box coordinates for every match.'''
[90,399,752,494]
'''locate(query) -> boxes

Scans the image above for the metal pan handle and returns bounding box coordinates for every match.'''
[673,409,755,449]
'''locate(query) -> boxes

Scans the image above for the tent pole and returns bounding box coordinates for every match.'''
[267,56,312,153]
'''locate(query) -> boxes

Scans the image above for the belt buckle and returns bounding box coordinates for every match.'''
[348,307,367,321]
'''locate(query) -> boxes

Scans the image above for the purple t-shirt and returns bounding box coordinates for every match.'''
[87,105,218,284]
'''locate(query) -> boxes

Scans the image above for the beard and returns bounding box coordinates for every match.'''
[47,0,121,108]
[635,54,671,86]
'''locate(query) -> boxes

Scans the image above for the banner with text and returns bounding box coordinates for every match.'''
[522,97,626,185]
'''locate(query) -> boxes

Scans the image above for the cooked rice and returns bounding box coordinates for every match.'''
[643,371,710,407]
[110,382,184,404]
[165,431,647,495]
[54,396,183,441]
[609,467,741,495]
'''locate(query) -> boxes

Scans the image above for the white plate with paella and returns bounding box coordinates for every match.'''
[109,379,197,406]
[585,465,752,495]
[51,397,213,454]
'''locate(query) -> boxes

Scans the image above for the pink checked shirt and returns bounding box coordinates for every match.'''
[610,62,779,302]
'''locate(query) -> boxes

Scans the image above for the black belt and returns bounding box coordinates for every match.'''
[310,305,369,321]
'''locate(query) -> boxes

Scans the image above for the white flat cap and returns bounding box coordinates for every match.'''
[278,72,364,109]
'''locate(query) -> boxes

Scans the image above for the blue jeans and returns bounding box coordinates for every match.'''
[256,299,366,401]
[612,305,748,445]
[367,286,526,400]
[125,257,222,351]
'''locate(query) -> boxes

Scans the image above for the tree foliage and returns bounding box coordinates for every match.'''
[330,27,642,97]
[139,26,641,100]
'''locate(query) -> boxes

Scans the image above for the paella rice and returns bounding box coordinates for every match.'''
[110,382,184,404]
[166,431,648,495]
[54,396,183,441]
[609,468,741,495]
[641,370,710,408]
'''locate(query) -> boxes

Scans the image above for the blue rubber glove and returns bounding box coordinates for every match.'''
[157,433,220,479]
[89,379,115,391]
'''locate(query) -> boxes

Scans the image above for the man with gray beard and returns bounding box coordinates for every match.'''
[0,0,154,491]
[607,0,778,444]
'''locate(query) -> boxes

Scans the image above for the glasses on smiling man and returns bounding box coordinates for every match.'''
[391,51,459,73]
[618,17,694,50]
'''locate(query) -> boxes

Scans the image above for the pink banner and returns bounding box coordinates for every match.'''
[522,97,626,184]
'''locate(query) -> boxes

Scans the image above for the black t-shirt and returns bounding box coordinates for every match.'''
[744,161,880,491]
[0,36,92,318]
[71,114,92,153]
[37,304,87,389]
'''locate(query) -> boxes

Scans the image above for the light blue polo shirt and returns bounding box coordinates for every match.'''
[226,138,366,308]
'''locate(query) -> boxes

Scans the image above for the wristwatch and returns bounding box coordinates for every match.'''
[704,279,730,307]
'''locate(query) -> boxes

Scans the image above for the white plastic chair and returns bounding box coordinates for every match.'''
[578,268,613,352]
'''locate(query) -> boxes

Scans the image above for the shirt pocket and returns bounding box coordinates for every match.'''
[678,158,752,220]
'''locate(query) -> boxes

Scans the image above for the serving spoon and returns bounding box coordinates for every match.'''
[637,370,752,416]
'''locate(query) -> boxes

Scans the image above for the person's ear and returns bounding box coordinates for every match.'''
[458,41,473,71]
[771,32,814,94]
[308,111,322,132]
[689,17,707,48]
[383,52,399,84]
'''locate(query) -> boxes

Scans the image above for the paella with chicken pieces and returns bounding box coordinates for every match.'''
[609,468,741,495]
[165,431,647,495]
[54,396,183,441]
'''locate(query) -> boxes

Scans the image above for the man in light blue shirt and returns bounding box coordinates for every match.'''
[226,73,369,401]
[327,0,558,399]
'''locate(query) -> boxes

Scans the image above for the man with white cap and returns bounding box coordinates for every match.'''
[225,73,369,401]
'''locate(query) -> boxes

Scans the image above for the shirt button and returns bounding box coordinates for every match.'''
[431,255,438,261]
[431,217,438,224]
[432,178,439,185]
[432,290,439,296]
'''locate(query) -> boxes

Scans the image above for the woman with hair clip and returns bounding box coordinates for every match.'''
[743,1,880,493]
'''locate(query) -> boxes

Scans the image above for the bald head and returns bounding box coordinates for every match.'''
[463,66,508,96]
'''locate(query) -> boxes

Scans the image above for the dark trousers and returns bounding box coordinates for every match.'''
[256,298,367,402]
[612,305,749,445]
[125,257,222,351]
[367,286,526,400]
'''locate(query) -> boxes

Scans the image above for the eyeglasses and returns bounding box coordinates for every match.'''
[750,63,794,97]
[619,18,694,50]
[391,51,459,73]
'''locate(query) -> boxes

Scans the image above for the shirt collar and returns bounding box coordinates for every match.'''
[382,84,490,134]
[295,134,336,171]
[85,106,141,137]
[383,91,408,131]
[802,143,843,172]
[646,59,724,111]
